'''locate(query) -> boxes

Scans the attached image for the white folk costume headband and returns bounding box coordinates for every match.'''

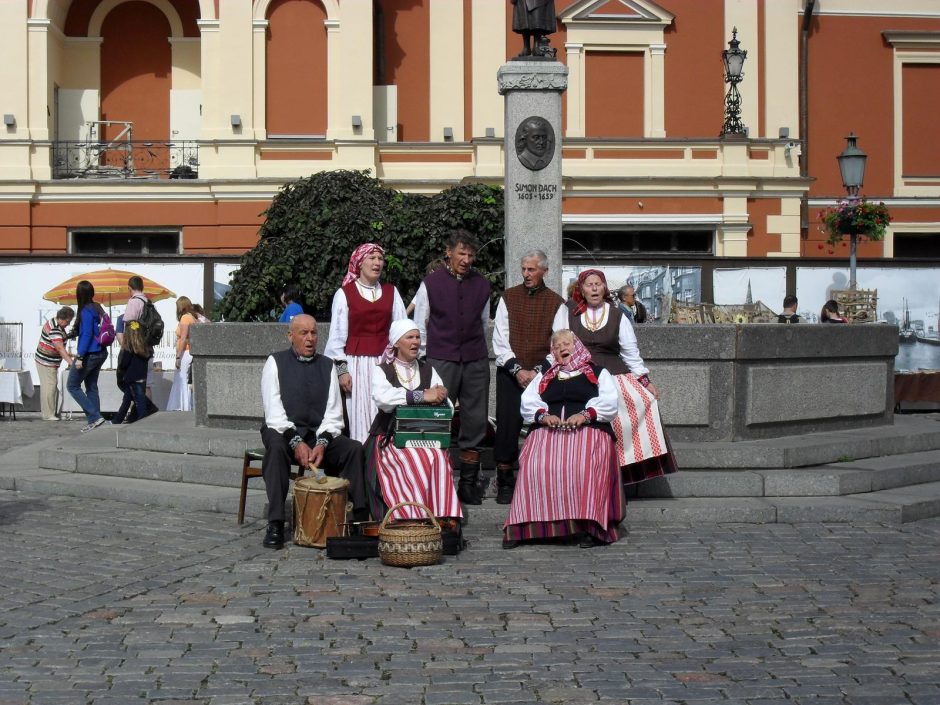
[382,319,420,364]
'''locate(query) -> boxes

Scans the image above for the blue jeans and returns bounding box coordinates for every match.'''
[113,381,149,425]
[67,350,107,424]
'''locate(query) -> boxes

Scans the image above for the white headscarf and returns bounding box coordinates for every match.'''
[382,319,420,363]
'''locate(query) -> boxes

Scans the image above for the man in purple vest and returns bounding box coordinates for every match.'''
[413,230,492,505]
[260,314,367,548]
[492,249,562,504]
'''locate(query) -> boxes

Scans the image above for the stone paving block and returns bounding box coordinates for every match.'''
[3,416,940,705]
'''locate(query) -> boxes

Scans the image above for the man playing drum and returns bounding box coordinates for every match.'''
[260,314,369,549]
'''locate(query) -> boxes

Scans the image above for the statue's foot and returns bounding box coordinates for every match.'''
[517,47,532,57]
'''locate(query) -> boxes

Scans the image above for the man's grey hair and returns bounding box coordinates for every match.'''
[617,284,635,300]
[520,249,548,270]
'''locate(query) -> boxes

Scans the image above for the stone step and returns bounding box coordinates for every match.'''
[8,467,269,521]
[41,439,940,500]
[39,446,249,489]
[672,414,940,469]
[620,480,940,525]
[633,449,940,498]
[114,412,940,472]
[8,466,940,526]
[114,411,257,458]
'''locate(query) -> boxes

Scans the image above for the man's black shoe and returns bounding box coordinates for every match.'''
[263,521,285,549]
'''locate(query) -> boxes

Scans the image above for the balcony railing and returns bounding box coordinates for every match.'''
[52,140,199,180]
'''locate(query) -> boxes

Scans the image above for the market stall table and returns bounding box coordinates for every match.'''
[0,370,35,419]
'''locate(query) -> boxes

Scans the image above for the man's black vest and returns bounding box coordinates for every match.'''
[271,349,333,439]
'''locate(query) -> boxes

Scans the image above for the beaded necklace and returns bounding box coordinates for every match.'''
[393,357,418,388]
[583,303,607,332]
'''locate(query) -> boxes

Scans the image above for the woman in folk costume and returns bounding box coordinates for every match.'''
[552,269,678,485]
[503,330,623,549]
[324,243,407,443]
[364,319,462,523]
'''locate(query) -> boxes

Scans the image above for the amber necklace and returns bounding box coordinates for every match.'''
[356,277,380,302]
[583,303,607,332]
[394,357,417,388]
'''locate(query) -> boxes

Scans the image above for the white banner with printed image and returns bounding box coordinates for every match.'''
[0,261,205,383]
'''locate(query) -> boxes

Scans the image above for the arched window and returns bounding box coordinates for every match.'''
[265,0,329,137]
[100,1,172,143]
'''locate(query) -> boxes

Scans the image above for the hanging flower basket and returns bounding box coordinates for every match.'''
[819,199,891,246]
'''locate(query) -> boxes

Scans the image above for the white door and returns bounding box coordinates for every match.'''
[373,85,398,143]
[55,88,99,173]
[169,89,202,169]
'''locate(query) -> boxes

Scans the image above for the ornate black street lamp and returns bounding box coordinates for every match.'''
[837,133,868,288]
[720,27,747,137]
[837,132,867,198]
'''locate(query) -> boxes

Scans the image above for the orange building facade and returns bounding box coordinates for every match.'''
[1,0,938,280]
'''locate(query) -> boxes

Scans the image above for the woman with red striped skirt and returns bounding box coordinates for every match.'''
[553,269,678,486]
[364,319,463,523]
[503,329,624,549]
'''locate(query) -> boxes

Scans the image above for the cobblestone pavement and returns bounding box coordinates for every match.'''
[0,414,85,454]
[1,415,939,705]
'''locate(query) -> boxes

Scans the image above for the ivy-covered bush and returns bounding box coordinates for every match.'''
[216,170,505,321]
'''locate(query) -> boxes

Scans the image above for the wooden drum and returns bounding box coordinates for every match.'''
[292,475,350,548]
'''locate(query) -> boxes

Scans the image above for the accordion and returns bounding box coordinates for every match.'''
[393,404,453,449]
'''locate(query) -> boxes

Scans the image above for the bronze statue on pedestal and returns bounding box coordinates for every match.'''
[511,0,557,59]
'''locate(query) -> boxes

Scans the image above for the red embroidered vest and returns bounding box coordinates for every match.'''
[342,281,394,356]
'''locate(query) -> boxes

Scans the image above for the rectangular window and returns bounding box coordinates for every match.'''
[902,64,940,178]
[69,229,181,255]
[893,232,940,259]
[585,51,644,138]
[563,228,714,258]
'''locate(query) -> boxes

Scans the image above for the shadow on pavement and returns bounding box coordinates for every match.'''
[0,496,51,525]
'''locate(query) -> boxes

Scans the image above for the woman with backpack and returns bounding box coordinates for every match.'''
[66,280,110,432]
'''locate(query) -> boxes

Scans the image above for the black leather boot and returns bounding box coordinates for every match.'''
[457,449,482,505]
[495,464,516,505]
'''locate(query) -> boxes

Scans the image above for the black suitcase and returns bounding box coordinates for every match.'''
[325,535,379,560]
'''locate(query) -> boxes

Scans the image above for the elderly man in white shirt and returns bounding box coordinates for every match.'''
[260,314,367,549]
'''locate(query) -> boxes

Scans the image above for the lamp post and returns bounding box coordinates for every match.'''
[720,27,747,137]
[836,133,868,289]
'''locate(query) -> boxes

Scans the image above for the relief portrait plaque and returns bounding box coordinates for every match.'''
[514,116,555,172]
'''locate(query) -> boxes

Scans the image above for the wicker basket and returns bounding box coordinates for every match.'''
[377,501,443,567]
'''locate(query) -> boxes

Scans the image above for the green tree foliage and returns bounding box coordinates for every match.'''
[216,170,505,321]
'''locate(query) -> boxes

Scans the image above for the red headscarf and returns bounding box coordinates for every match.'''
[342,243,385,286]
[539,333,598,394]
[570,268,611,316]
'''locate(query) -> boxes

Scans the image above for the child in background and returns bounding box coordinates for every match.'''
[112,321,154,424]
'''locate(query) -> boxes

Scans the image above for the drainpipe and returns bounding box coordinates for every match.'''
[799,0,816,250]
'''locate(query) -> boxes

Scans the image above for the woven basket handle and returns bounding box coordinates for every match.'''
[379,501,441,531]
